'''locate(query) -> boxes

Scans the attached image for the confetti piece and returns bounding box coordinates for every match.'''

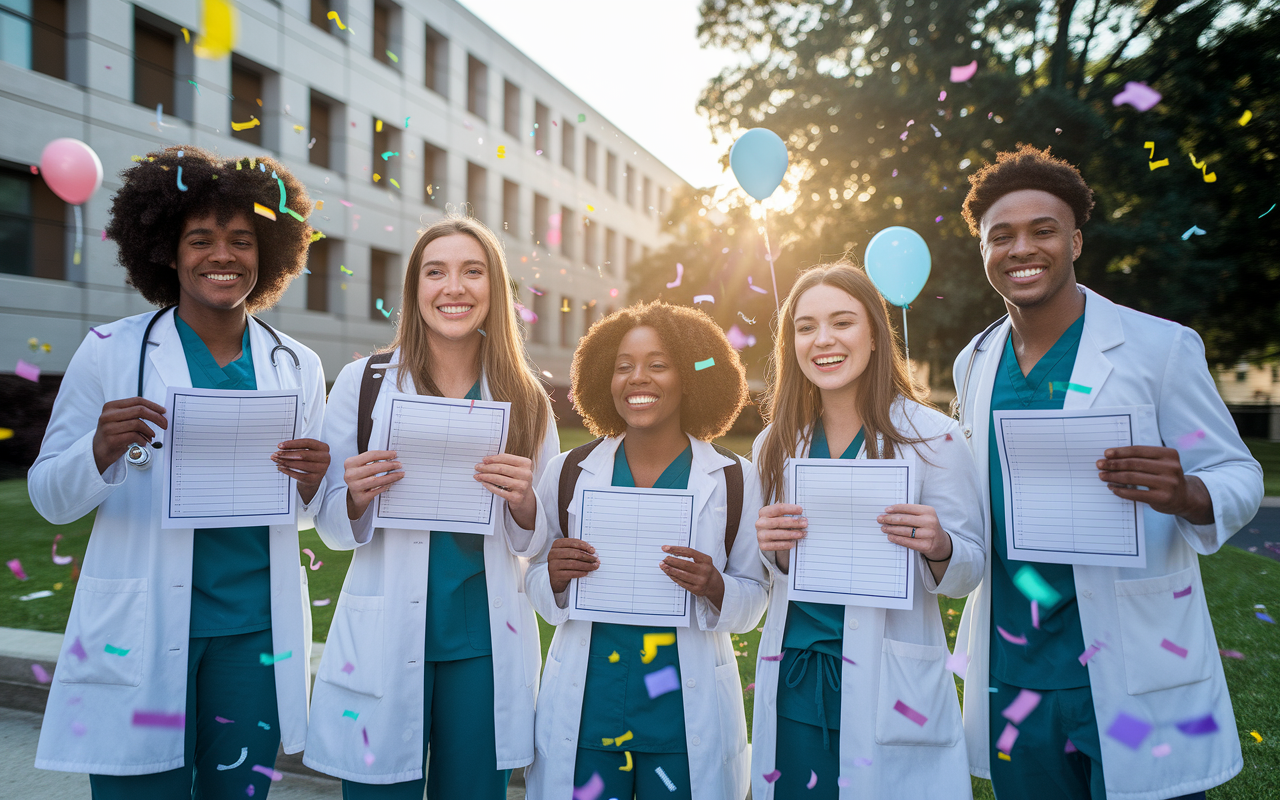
[251,765,283,781]
[747,276,768,294]
[893,699,928,726]
[1160,639,1189,659]
[577,113,586,122]
[997,722,1019,753]
[763,769,782,783]
[342,709,359,720]
[246,785,255,796]
[104,644,130,656]
[620,751,633,771]
[1175,714,1219,735]
[935,215,943,222]
[341,662,354,674]
[1106,712,1152,749]
[216,716,235,723]
[745,683,754,690]
[640,632,676,664]
[608,651,621,663]
[841,656,857,666]
[1257,612,1275,624]
[804,770,817,789]
[133,711,184,728]
[1064,738,1078,753]
[231,118,261,131]
[181,27,190,43]
[737,312,756,324]
[1238,110,1252,126]
[1013,565,1062,606]
[665,263,683,288]
[1151,742,1172,757]
[1079,644,1102,664]
[760,652,785,662]
[1002,689,1042,725]
[217,746,248,770]
[327,10,346,29]
[1260,204,1275,218]
[72,721,87,735]
[31,663,51,683]
[258,721,270,730]
[385,50,398,63]
[253,203,276,221]
[601,730,633,747]
[950,60,977,82]
[997,752,1012,761]
[693,294,714,304]
[1149,158,1169,170]
[380,151,398,161]
[1112,82,1161,111]
[301,548,323,570]
[573,772,604,800]
[1188,154,1217,182]
[1251,731,1262,743]
[945,651,968,677]
[1175,430,1206,450]
[1049,381,1092,396]
[312,598,331,606]
[997,626,1027,645]
[930,124,941,137]
[15,359,40,382]
[176,166,188,192]
[259,651,291,666]
[655,766,676,792]
[644,665,681,699]
[89,327,111,339]
[1031,600,1040,629]
[1220,649,1244,659]
[506,622,518,633]
[340,265,353,275]
[1181,226,1207,240]
[69,637,87,661]
[938,90,946,101]
[19,590,54,601]
[7,558,28,580]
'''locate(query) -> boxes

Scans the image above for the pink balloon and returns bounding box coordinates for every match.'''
[39,138,103,205]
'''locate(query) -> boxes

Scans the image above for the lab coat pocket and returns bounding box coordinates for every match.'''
[58,576,147,686]
[318,592,385,698]
[1114,567,1212,695]
[715,662,748,760]
[874,638,962,747]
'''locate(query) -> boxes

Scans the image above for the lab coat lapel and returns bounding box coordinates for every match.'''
[968,318,1009,505]
[1064,287,1123,411]
[687,437,731,546]
[144,310,192,402]
[248,318,284,392]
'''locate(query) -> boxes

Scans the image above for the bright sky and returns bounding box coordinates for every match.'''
[456,0,739,189]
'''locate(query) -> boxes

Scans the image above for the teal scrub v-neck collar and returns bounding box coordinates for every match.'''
[810,418,865,460]
[174,314,255,389]
[1001,314,1086,406]
[613,438,694,489]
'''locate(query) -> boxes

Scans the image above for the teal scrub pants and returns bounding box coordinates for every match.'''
[89,628,281,800]
[773,716,841,800]
[573,748,692,800]
[341,656,510,800]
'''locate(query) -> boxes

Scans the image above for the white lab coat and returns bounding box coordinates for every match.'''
[749,399,984,800]
[523,434,769,800]
[303,351,560,782]
[952,286,1263,800]
[29,310,326,774]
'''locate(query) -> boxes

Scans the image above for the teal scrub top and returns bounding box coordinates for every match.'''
[578,440,693,753]
[776,420,864,729]
[175,315,272,638]
[423,381,495,661]
[989,313,1090,689]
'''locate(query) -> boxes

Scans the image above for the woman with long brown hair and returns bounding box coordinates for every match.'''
[303,216,558,798]
[749,262,984,799]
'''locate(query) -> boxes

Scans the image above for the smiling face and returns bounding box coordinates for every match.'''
[979,189,1083,310]
[792,282,876,400]
[416,233,492,342]
[611,325,683,433]
[171,211,259,312]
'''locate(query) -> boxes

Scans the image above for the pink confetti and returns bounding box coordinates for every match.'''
[838,776,853,787]
[1152,743,1172,758]
[997,626,1027,645]
[996,722,1019,753]
[1160,639,1189,659]
[938,90,947,101]
[1176,429,1206,449]
[216,716,235,723]
[301,548,323,570]
[760,653,784,662]
[100,229,107,241]
[1079,643,1102,665]
[1173,585,1193,599]
[665,263,683,289]
[71,721,86,735]
[1001,689,1042,725]
[806,770,818,789]
[1031,600,1040,629]
[950,60,978,82]
[945,651,968,677]
[934,215,943,222]
[1064,738,1078,753]
[51,535,73,565]
[506,622,518,633]
[573,772,604,800]
[31,663,51,683]
[7,558,28,580]
[132,711,185,729]
[745,683,755,691]
[15,359,41,382]
[1220,649,1245,660]
[68,637,87,661]
[312,598,331,606]
[341,662,354,674]
[893,699,928,726]
[251,765,283,781]
[841,656,857,666]
[726,325,757,350]
[763,769,782,783]
[747,276,768,294]
[1112,81,1162,112]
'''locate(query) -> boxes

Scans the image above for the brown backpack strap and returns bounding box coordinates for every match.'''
[356,352,395,454]
[558,437,606,537]
[712,444,744,559]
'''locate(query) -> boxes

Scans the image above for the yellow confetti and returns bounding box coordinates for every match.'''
[231,117,260,131]
[375,119,383,133]
[53,582,63,590]
[0,428,13,440]
[310,231,326,242]
[41,343,51,353]
[1251,730,1263,743]
[314,200,324,210]
[256,97,263,107]
[640,632,675,664]
[193,0,237,60]
[600,730,633,747]
[293,124,305,133]
[326,10,346,29]
[426,184,433,195]
[586,204,595,212]
[253,203,277,221]
[389,178,400,189]
[340,282,347,290]
[608,651,620,663]
[560,298,570,312]
[372,173,381,182]
[619,751,633,771]
[998,752,1012,761]
[181,27,190,44]
[1148,159,1169,170]
[1240,110,1253,126]
[497,145,506,159]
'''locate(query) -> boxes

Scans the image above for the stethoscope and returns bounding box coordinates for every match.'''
[125,305,302,469]
[948,314,1008,439]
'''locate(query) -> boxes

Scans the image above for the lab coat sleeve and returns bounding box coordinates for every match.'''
[750,428,788,581]
[696,458,770,634]
[29,332,128,525]
[525,453,572,625]
[295,350,328,530]
[915,418,986,598]
[313,360,376,551]
[1158,326,1264,554]
[504,410,560,557]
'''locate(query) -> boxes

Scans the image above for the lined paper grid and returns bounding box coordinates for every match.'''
[994,408,1147,568]
[786,459,916,611]
[372,393,511,535]
[568,487,694,627]
[161,388,299,529]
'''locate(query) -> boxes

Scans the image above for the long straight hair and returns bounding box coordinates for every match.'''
[757,262,926,504]
[387,216,550,461]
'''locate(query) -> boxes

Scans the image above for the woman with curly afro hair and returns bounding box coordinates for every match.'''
[524,301,769,800]
[29,145,330,799]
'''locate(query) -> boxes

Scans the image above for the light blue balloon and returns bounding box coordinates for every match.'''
[729,128,788,201]
[865,226,931,307]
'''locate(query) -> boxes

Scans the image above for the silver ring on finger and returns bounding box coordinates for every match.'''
[911,527,916,538]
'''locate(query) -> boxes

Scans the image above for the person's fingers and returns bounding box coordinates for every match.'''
[550,548,600,566]
[876,512,930,528]
[1102,445,1174,461]
[1098,470,1172,490]
[351,472,404,493]
[882,504,930,516]
[472,473,525,491]
[758,538,800,552]
[278,438,329,452]
[482,453,533,468]
[880,524,930,538]
[759,528,806,541]
[757,515,808,531]
[1097,458,1175,476]
[660,560,704,583]
[346,460,402,480]
[552,538,597,554]
[344,450,397,470]
[760,503,805,518]
[661,546,710,562]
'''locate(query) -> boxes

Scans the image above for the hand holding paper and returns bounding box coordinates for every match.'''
[1096,445,1214,525]
[343,450,403,520]
[273,438,330,505]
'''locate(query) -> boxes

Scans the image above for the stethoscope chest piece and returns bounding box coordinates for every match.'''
[125,441,161,469]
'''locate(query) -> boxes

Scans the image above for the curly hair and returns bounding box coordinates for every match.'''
[105,145,313,312]
[570,301,749,441]
[962,144,1094,237]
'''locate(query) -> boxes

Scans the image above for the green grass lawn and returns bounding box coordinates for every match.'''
[1245,438,1280,497]
[4,428,1277,796]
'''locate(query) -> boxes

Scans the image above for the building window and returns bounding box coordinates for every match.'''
[502,179,519,236]
[658,186,670,216]
[230,61,264,146]
[583,221,596,266]
[534,102,549,157]
[0,0,65,78]
[584,137,598,185]
[643,176,652,215]
[533,193,549,245]
[310,0,336,33]
[624,163,635,207]
[531,288,549,344]
[308,92,333,169]
[466,162,487,223]
[306,237,330,312]
[605,151,618,196]
[0,164,65,280]
[371,117,401,187]
[467,54,488,120]
[423,23,448,97]
[560,118,576,172]
[503,80,520,137]
[582,301,596,338]
[369,248,398,321]
[560,204,576,260]
[605,228,617,275]
[624,236,635,274]
[372,1,400,68]
[559,295,573,349]
[134,18,176,113]
[423,139,445,207]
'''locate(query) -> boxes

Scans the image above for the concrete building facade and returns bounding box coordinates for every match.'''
[0,0,685,390]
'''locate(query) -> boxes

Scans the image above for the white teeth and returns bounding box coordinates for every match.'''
[1010,267,1045,278]
[439,305,472,314]
[205,274,238,281]
[815,355,846,365]
[627,395,658,405]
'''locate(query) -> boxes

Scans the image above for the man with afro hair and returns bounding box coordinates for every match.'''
[28,145,331,798]
[951,144,1261,799]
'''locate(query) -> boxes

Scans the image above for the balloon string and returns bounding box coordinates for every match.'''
[902,305,910,365]
[762,207,779,311]
[73,205,83,266]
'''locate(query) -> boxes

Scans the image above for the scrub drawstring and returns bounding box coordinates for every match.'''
[784,649,843,750]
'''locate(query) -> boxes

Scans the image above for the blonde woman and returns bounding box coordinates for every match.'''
[303,217,558,799]
[750,263,984,799]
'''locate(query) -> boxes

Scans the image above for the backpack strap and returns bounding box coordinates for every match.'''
[356,352,395,454]
[557,437,606,537]
[712,444,744,559]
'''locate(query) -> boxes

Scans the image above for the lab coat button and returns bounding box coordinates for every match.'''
[848,618,859,630]
[493,597,502,608]
[580,638,587,646]
[686,679,695,688]
[691,736,700,746]
[1083,590,1093,598]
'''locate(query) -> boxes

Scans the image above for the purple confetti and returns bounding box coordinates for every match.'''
[1079,644,1102,665]
[1064,738,1078,753]
[506,622,518,633]
[643,665,681,699]
[1112,81,1162,112]
[132,711,185,729]
[1173,585,1192,599]
[341,662,354,674]
[246,785,255,796]
[763,769,782,783]
[1175,714,1219,736]
[893,699,928,726]
[996,722,1019,753]
[1160,639,1189,659]
[251,765,283,781]
[760,652,784,662]
[573,771,604,800]
[216,716,235,724]
[7,558,28,581]
[1106,712,1152,750]
[31,663,51,683]
[841,656,857,666]
[69,637,87,661]
[71,721,86,736]
[1001,689,1042,725]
